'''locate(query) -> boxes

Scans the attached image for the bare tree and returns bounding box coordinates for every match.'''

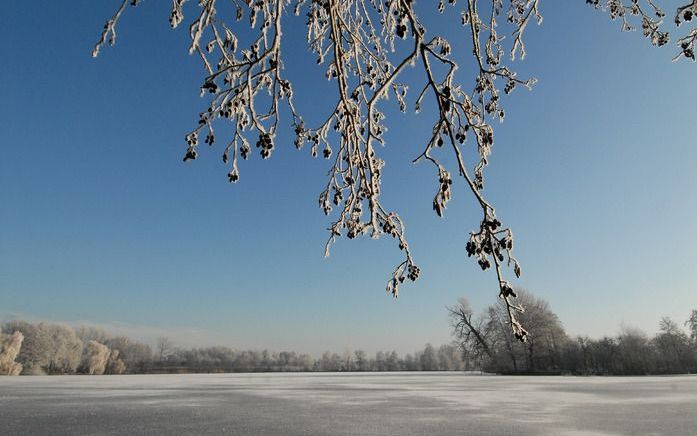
[616,325,654,375]
[653,317,692,373]
[352,350,366,371]
[686,309,697,343]
[448,297,493,364]
[342,349,355,371]
[156,337,174,362]
[92,1,695,340]
[386,351,400,371]
[420,343,438,370]
[437,344,463,371]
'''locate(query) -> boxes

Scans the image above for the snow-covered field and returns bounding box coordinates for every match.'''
[1,372,696,435]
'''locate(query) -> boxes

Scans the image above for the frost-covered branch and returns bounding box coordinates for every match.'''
[587,0,697,60]
[92,0,693,342]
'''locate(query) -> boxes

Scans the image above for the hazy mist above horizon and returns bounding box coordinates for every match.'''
[1,1,696,355]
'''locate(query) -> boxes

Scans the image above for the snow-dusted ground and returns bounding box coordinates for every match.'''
[1,372,696,435]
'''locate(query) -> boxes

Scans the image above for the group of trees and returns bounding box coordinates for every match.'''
[158,343,465,373]
[1,322,152,375]
[450,290,697,375]
[0,320,466,375]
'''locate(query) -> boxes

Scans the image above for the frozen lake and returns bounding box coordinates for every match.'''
[1,372,696,435]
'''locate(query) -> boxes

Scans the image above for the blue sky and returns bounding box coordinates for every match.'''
[1,1,696,354]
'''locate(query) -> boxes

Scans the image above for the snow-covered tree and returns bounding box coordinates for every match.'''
[82,341,111,375]
[106,349,127,375]
[2,321,82,375]
[0,331,24,376]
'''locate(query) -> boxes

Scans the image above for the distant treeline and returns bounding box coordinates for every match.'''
[0,320,466,375]
[3,294,697,376]
[156,344,465,374]
[451,290,697,375]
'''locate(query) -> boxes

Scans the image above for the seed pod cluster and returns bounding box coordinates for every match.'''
[319,191,332,216]
[504,79,516,94]
[454,127,467,144]
[227,167,239,183]
[183,147,197,162]
[407,264,420,281]
[256,133,274,159]
[681,41,696,60]
[345,216,365,240]
[169,0,184,28]
[500,281,517,298]
[201,81,218,95]
[182,131,200,162]
[466,216,518,275]
[433,169,452,217]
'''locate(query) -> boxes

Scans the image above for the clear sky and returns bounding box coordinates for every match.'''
[1,1,696,355]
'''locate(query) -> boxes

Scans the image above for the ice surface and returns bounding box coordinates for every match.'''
[1,372,695,435]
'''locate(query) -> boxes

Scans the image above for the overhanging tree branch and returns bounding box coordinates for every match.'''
[91,0,694,342]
